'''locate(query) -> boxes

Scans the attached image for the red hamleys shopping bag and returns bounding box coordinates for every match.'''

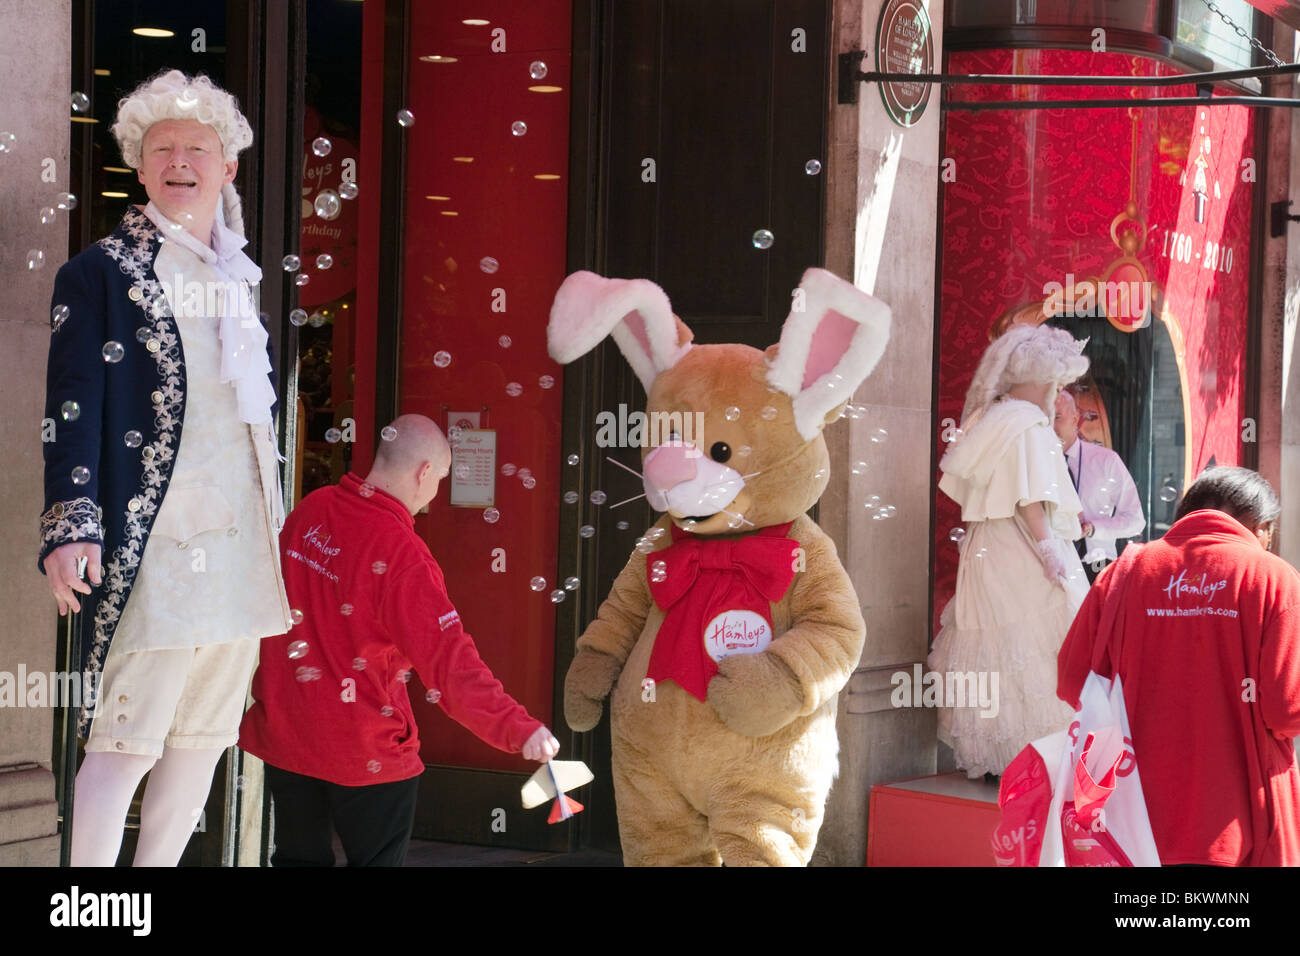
[993,672,1160,867]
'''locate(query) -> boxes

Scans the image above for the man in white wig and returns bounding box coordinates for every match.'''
[40,70,292,865]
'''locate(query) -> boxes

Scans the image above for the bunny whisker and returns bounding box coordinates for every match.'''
[605,456,645,479]
[610,491,648,510]
[720,508,755,528]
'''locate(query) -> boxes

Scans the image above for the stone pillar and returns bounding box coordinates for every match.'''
[816,0,943,866]
[0,0,72,865]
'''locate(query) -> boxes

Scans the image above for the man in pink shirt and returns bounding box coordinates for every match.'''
[240,415,558,865]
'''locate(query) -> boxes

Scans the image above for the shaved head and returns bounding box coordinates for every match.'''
[373,414,450,475]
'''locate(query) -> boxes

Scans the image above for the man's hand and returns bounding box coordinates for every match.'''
[1080,521,1096,538]
[522,726,560,763]
[44,542,102,616]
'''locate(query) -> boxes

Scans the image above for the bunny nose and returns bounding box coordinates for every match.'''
[644,442,698,490]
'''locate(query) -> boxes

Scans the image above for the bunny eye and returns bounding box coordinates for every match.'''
[710,442,731,463]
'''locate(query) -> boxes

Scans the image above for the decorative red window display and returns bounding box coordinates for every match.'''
[933,48,1255,632]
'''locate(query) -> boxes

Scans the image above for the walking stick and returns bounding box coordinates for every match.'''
[58,554,88,868]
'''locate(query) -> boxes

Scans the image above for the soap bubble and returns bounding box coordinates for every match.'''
[616,520,629,531]
[530,576,547,592]
[650,560,667,583]
[483,507,501,524]
[645,527,666,540]
[539,374,555,389]
[60,401,80,421]
[315,253,334,270]
[371,560,387,574]
[549,589,565,604]
[949,527,966,543]
[505,382,522,397]
[529,61,548,80]
[433,350,452,368]
[359,482,375,498]
[288,308,308,327]
[314,190,341,220]
[724,406,741,421]
[340,603,354,616]
[681,518,698,532]
[308,312,325,329]
[295,273,310,287]
[295,666,322,682]
[517,468,532,479]
[579,524,595,538]
[479,256,499,274]
[521,476,536,489]
[398,669,412,683]
[736,445,752,458]
[55,192,77,211]
[501,463,517,477]
[352,657,366,670]
[1159,484,1178,503]
[51,304,69,331]
[325,428,342,443]
[281,254,301,272]
[864,495,881,510]
[425,689,442,704]
[339,181,359,200]
[72,466,91,485]
[311,136,332,157]
[287,639,308,658]
[511,121,527,136]
[872,505,897,521]
[396,109,415,127]
[26,250,45,270]
[40,206,56,225]
[366,759,382,774]
[635,538,655,554]
[760,406,778,421]
[752,229,775,249]
[454,462,470,480]
[101,341,125,363]
[124,430,142,448]
[498,335,512,348]
[589,490,607,505]
[564,576,580,591]
[381,425,398,441]
[0,131,15,152]
[851,460,868,475]
[136,327,152,343]
[727,514,745,529]
[805,158,822,175]
[381,705,394,717]
[563,491,579,504]
[566,454,579,466]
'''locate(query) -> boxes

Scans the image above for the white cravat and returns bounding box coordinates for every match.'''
[143,200,276,425]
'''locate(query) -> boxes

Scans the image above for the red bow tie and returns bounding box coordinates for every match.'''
[645,521,798,700]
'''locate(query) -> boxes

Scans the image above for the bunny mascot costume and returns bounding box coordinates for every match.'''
[548,268,890,866]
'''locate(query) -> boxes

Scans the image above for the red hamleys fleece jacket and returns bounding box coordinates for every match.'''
[239,472,542,786]
[1058,510,1300,866]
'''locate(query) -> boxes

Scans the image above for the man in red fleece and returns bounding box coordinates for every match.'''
[240,414,559,865]
[1058,466,1300,866]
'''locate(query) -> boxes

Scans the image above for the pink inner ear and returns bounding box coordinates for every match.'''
[801,309,858,390]
[624,309,654,360]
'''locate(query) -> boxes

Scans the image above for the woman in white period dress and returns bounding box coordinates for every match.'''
[928,323,1090,779]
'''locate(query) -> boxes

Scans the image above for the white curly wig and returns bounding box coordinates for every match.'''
[962,322,1089,424]
[110,69,254,238]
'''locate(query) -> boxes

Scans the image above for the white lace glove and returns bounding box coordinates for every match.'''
[1036,538,1067,586]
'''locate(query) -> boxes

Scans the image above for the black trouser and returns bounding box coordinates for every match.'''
[264,763,420,867]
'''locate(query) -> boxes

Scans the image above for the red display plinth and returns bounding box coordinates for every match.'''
[866,772,1000,866]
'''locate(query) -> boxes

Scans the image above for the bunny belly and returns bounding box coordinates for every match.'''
[607,614,841,864]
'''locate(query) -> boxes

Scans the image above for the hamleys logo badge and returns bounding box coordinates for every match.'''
[703,610,771,663]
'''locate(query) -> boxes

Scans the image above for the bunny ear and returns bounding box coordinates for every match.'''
[766,268,892,440]
[547,271,693,391]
